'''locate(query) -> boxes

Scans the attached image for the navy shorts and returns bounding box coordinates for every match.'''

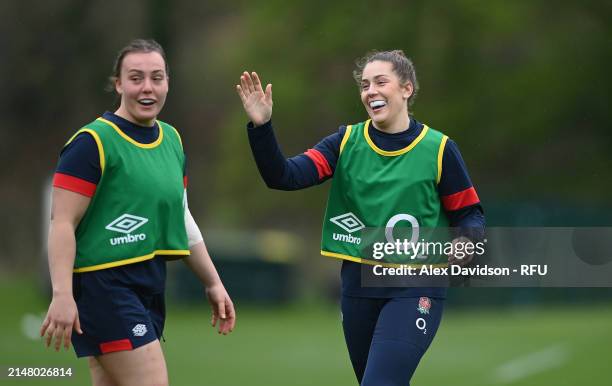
[71,258,166,357]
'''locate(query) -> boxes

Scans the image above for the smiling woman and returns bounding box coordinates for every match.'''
[236,49,484,385]
[41,39,236,386]
[110,43,169,127]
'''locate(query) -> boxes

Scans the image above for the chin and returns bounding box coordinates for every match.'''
[370,115,387,126]
[137,112,158,123]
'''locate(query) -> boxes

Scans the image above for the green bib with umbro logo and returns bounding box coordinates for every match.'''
[320,119,450,266]
[68,117,189,272]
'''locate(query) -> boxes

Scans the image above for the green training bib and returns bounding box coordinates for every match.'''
[67,117,189,272]
[321,119,450,266]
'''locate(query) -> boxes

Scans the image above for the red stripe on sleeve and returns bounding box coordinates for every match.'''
[183,176,188,188]
[99,339,133,354]
[441,186,480,211]
[304,149,332,180]
[53,173,97,197]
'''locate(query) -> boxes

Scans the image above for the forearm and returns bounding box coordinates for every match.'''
[247,120,319,190]
[447,204,486,241]
[183,241,223,288]
[47,220,77,296]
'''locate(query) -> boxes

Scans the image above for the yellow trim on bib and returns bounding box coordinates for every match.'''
[65,128,106,173]
[364,120,429,156]
[73,249,190,273]
[339,125,353,155]
[97,117,163,149]
[168,124,183,148]
[437,135,448,184]
[321,250,448,269]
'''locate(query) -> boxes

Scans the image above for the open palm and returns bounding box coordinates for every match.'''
[236,71,273,126]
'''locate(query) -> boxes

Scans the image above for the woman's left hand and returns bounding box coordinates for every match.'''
[447,236,474,266]
[205,284,236,335]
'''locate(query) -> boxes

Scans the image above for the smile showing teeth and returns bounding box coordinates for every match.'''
[369,100,386,109]
[139,99,155,106]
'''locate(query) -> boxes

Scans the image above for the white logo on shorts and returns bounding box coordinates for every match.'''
[132,324,148,337]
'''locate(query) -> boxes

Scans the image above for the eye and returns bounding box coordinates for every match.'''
[361,83,369,90]
[129,76,142,82]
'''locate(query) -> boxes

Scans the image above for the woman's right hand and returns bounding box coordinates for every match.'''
[236,71,273,126]
[40,293,82,351]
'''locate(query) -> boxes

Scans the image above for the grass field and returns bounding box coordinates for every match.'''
[1,277,611,385]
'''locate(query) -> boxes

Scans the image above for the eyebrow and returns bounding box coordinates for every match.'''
[361,74,390,82]
[126,69,165,74]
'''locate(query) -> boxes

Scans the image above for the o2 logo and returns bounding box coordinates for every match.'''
[416,318,427,335]
[384,213,426,259]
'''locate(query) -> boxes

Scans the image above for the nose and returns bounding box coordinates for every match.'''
[366,85,378,97]
[142,78,153,93]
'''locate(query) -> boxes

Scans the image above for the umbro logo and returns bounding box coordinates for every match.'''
[106,214,149,234]
[330,212,365,233]
[132,324,147,337]
[106,214,148,246]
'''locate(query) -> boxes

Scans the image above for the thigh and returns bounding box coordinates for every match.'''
[95,339,168,386]
[340,296,385,383]
[88,357,118,386]
[361,297,444,386]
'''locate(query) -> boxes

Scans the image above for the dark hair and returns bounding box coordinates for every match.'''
[106,39,169,92]
[353,50,419,106]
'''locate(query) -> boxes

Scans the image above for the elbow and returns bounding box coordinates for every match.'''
[263,179,294,191]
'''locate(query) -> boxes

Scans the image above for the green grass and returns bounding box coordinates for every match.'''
[1,277,611,385]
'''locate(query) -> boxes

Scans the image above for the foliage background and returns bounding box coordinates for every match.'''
[1,1,611,384]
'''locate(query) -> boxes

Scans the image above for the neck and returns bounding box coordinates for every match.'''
[373,113,410,134]
[114,107,155,128]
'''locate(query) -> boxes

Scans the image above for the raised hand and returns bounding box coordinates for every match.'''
[236,71,273,126]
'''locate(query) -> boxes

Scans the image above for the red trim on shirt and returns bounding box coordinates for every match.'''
[183,176,188,188]
[99,339,133,354]
[53,173,97,197]
[441,187,480,211]
[304,149,332,180]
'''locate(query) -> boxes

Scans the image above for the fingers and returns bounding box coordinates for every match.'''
[243,71,255,93]
[54,326,65,351]
[63,325,72,350]
[265,83,273,104]
[40,316,50,337]
[211,311,218,327]
[240,72,250,95]
[216,301,225,334]
[226,300,236,332]
[252,72,264,93]
[217,301,226,320]
[236,85,247,104]
[74,315,83,335]
[218,299,235,335]
[238,71,266,95]
[44,322,55,348]
[216,301,226,334]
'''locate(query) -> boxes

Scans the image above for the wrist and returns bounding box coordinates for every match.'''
[52,288,73,297]
[247,119,272,130]
[205,281,224,291]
